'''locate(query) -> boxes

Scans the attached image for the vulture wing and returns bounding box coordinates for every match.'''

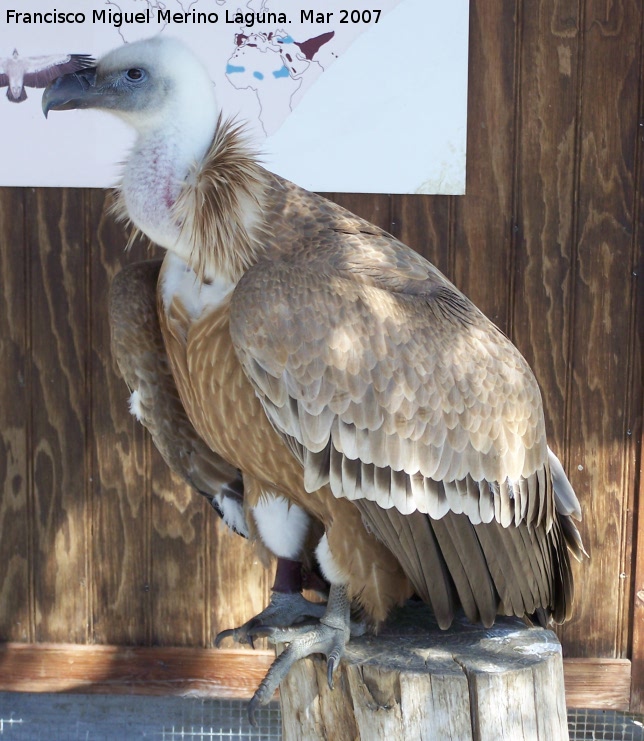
[229,203,584,625]
[0,54,13,87]
[22,53,95,89]
[230,235,551,526]
[109,259,248,537]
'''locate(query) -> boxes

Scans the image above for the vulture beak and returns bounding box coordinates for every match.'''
[42,67,98,118]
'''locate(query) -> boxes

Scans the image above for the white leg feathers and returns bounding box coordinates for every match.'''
[315,534,350,586]
[252,493,311,560]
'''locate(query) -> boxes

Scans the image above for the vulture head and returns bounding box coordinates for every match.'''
[42,36,217,144]
[43,36,226,254]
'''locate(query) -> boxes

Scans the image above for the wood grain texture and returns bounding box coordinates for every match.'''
[630,433,644,714]
[632,381,644,713]
[0,188,30,642]
[627,0,644,714]
[149,452,210,647]
[509,0,589,654]
[563,658,632,711]
[0,642,626,709]
[560,0,643,658]
[89,192,152,646]
[26,188,90,643]
[0,643,274,699]
[453,0,518,329]
[511,0,579,449]
[208,516,272,651]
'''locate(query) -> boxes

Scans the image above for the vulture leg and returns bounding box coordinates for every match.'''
[216,497,330,648]
[215,558,327,648]
[247,583,352,724]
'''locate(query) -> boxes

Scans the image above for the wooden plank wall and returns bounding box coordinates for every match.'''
[0,0,642,710]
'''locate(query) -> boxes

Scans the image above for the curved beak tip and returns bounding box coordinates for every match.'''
[42,67,98,119]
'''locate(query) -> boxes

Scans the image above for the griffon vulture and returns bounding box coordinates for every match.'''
[0,49,93,102]
[43,36,586,716]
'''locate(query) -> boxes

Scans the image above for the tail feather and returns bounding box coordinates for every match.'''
[358,497,580,627]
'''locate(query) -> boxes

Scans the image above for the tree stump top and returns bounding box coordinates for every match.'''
[280,603,569,741]
[349,601,562,676]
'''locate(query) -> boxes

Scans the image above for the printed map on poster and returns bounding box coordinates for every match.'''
[0,0,469,193]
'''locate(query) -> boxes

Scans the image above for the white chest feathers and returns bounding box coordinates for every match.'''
[160,253,235,321]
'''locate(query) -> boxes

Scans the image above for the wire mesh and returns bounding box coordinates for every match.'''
[567,709,644,741]
[2,693,644,739]
[0,694,281,741]
[157,698,281,741]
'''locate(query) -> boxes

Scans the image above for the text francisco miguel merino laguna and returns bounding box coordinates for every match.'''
[3,8,368,27]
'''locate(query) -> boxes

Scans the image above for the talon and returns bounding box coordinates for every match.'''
[215,592,327,649]
[327,657,336,690]
[214,628,234,648]
[248,695,260,727]
[245,584,350,719]
[215,625,255,648]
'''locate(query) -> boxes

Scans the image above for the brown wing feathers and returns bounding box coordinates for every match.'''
[231,259,552,530]
[359,498,566,630]
[357,500,457,628]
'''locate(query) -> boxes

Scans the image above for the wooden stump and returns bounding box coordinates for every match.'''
[280,603,569,741]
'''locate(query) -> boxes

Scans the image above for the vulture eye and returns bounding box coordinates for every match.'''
[125,68,145,82]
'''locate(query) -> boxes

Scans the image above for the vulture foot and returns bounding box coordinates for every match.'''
[214,591,326,649]
[247,584,352,725]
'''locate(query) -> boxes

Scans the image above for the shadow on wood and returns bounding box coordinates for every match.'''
[280,603,568,740]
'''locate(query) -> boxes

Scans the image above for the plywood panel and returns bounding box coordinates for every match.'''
[631,400,644,713]
[563,658,632,710]
[26,188,90,643]
[511,0,580,447]
[149,456,210,647]
[630,10,644,711]
[208,517,272,650]
[510,0,589,650]
[88,191,151,646]
[0,188,30,642]
[391,195,453,278]
[453,0,518,329]
[560,0,642,658]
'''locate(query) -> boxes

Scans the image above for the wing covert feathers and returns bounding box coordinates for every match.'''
[231,258,553,530]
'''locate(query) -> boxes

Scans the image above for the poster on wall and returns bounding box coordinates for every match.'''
[0,0,470,193]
